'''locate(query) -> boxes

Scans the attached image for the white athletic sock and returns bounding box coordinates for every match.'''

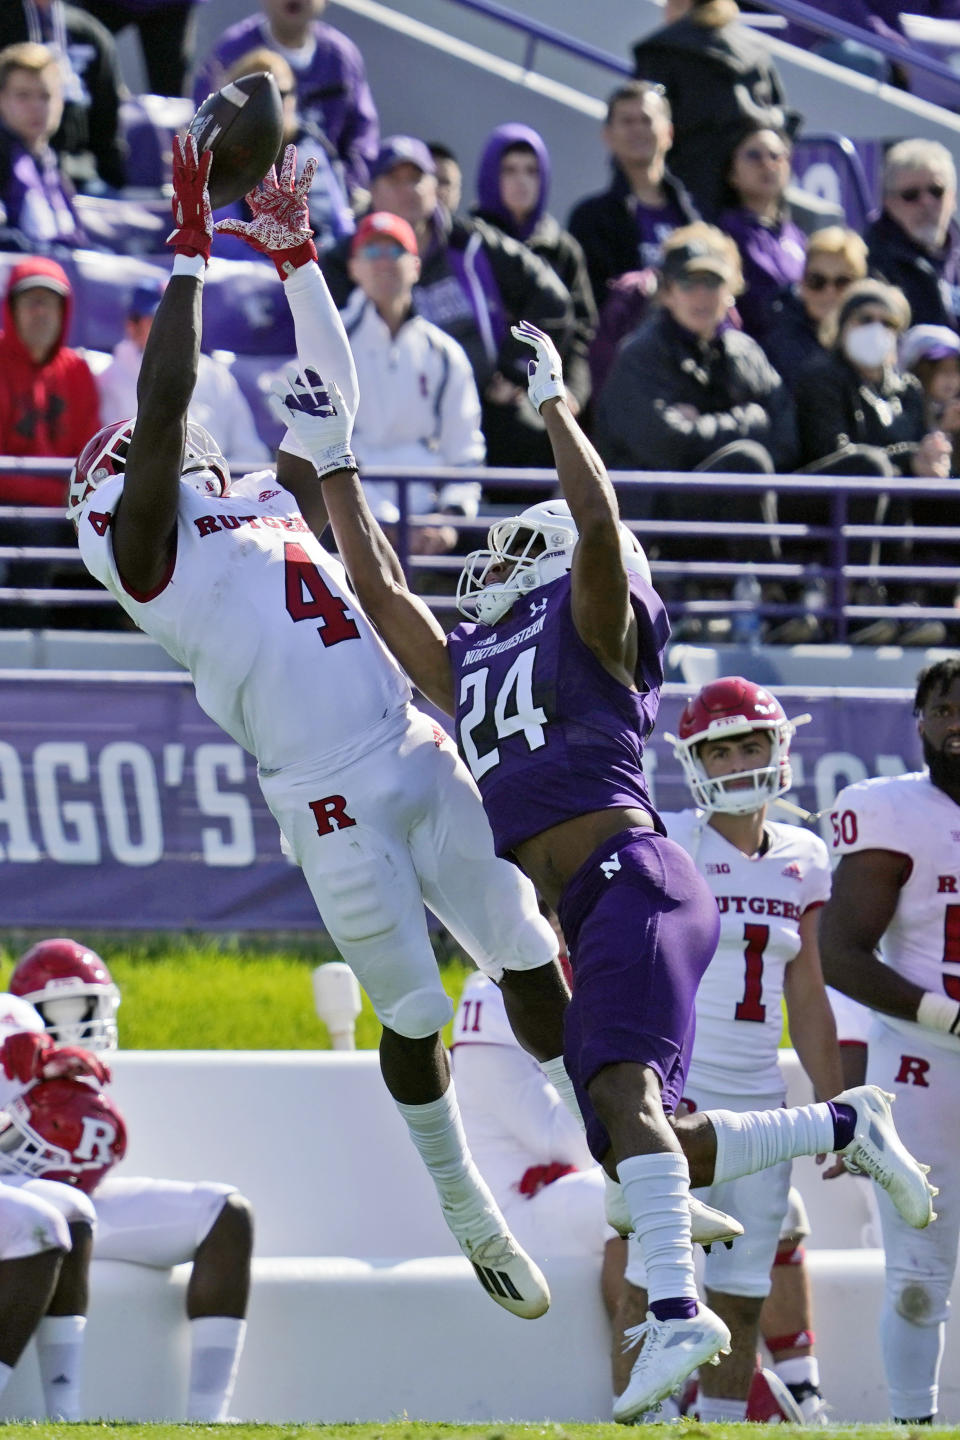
[0,1360,13,1398]
[540,1055,584,1126]
[705,1103,835,1183]
[617,1152,698,1306]
[395,1083,500,1243]
[697,1396,748,1422]
[880,1299,943,1420]
[35,1313,86,1421]
[774,1355,820,1389]
[187,1315,247,1422]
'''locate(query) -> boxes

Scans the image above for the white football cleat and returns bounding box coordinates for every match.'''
[605,1178,744,1250]
[612,1304,731,1423]
[835,1085,937,1229]
[459,1229,550,1319]
[689,1194,744,1251]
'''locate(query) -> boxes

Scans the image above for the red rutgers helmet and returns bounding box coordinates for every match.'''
[67,418,230,522]
[668,676,810,815]
[0,1078,126,1193]
[11,939,120,1052]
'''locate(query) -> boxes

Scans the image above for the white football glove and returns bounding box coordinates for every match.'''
[268,365,356,478]
[510,318,565,412]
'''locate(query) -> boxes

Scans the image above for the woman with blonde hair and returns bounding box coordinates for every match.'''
[762,225,869,389]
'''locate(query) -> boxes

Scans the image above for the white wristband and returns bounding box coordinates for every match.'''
[171,252,206,279]
[917,991,960,1035]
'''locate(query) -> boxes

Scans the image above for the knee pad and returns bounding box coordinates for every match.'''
[892,1278,952,1329]
[388,985,453,1039]
[497,914,557,979]
[25,1177,96,1228]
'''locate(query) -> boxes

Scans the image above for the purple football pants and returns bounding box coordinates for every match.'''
[557,826,720,1162]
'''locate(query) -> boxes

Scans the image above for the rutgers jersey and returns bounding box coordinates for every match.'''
[663,811,831,1095]
[446,571,668,856]
[831,771,960,1052]
[78,473,411,772]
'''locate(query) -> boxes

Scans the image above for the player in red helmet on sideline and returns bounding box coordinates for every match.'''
[11,938,253,1423]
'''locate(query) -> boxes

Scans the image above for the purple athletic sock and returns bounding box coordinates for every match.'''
[829,1101,857,1150]
[650,1297,699,1322]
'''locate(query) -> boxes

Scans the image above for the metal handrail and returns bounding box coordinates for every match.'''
[4,466,960,642]
[439,0,960,101]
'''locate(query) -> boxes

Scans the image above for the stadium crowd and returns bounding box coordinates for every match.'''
[2,0,960,1426]
[1,0,960,639]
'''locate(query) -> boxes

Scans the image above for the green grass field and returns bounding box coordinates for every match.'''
[2,1425,960,1439]
[0,934,476,1050]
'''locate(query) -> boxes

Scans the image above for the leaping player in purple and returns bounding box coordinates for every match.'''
[273,321,938,1422]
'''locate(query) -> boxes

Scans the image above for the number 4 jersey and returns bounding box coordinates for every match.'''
[446,570,669,856]
[830,771,960,1052]
[77,472,410,773]
[663,810,831,1097]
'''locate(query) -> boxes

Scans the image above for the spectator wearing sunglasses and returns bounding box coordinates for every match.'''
[761,227,868,391]
[717,123,806,344]
[867,140,960,335]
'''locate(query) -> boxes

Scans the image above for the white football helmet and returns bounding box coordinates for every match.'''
[456,499,651,625]
[68,418,230,522]
[667,676,810,816]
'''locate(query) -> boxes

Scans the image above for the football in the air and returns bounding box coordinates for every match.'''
[187,71,284,210]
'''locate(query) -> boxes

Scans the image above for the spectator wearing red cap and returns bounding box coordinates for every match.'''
[322,134,574,481]
[337,210,484,550]
[0,256,99,504]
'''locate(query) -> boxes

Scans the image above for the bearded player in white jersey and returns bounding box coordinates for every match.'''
[613,677,843,1423]
[68,134,579,1322]
[821,657,960,1424]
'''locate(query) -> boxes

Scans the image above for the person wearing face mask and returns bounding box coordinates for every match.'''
[792,280,951,640]
[794,279,949,481]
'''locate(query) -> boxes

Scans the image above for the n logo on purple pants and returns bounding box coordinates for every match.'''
[600,852,621,881]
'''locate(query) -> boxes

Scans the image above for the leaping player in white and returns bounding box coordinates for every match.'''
[613,676,842,1423]
[821,657,960,1424]
[68,134,577,1322]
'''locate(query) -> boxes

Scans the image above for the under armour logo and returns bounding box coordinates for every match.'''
[600,852,621,880]
[529,599,548,615]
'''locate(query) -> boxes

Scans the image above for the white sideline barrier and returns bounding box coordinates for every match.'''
[1,1050,958,1421]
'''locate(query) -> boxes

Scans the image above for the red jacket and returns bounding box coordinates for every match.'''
[0,257,101,505]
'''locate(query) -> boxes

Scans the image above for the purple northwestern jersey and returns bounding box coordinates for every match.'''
[447,571,669,855]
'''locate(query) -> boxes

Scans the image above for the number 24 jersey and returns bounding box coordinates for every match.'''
[663,810,831,1096]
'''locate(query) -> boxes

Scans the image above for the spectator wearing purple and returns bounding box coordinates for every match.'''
[473,122,595,418]
[718,124,806,344]
[866,140,960,336]
[567,80,698,307]
[0,42,86,251]
[761,225,868,391]
[80,0,206,98]
[632,0,800,221]
[0,0,126,191]
[192,0,378,196]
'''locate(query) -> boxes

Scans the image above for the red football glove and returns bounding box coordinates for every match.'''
[167,133,214,261]
[214,143,319,277]
[0,1030,55,1083]
[40,1045,112,1086]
